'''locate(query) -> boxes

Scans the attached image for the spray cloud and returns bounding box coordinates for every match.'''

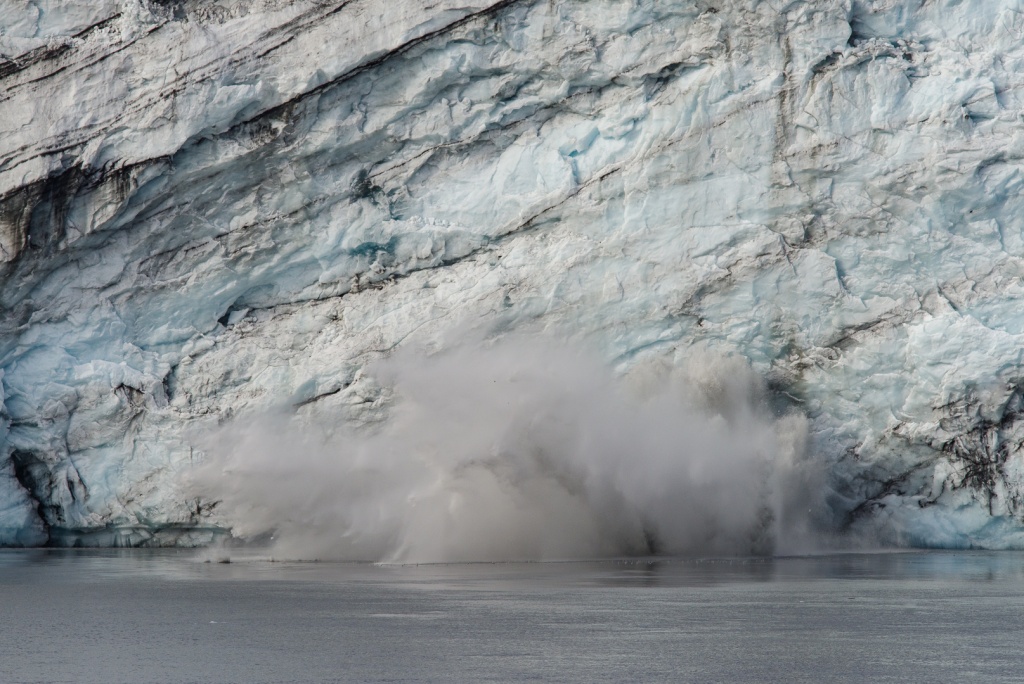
[186,336,823,563]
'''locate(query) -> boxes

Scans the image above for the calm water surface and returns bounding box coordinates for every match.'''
[2,549,1023,683]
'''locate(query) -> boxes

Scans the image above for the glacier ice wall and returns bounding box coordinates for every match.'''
[3,0,1024,549]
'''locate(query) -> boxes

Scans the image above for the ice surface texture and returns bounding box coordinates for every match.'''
[2,0,1024,550]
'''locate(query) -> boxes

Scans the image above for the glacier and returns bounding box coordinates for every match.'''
[3,0,1024,553]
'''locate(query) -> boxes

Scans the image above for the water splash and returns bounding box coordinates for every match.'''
[186,337,825,563]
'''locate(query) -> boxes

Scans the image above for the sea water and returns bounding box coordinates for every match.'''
[2,550,1023,683]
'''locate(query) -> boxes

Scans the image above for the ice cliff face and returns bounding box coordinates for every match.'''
[3,0,1024,550]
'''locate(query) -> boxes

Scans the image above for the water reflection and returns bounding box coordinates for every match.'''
[3,548,1024,588]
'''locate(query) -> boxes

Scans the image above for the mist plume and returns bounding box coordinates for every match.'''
[186,337,824,563]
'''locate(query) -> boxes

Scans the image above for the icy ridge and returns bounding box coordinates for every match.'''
[2,0,1024,548]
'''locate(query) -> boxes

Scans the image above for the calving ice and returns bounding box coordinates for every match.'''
[188,339,821,562]
[1,0,1023,555]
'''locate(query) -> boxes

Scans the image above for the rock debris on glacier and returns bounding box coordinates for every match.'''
[2,0,1024,549]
